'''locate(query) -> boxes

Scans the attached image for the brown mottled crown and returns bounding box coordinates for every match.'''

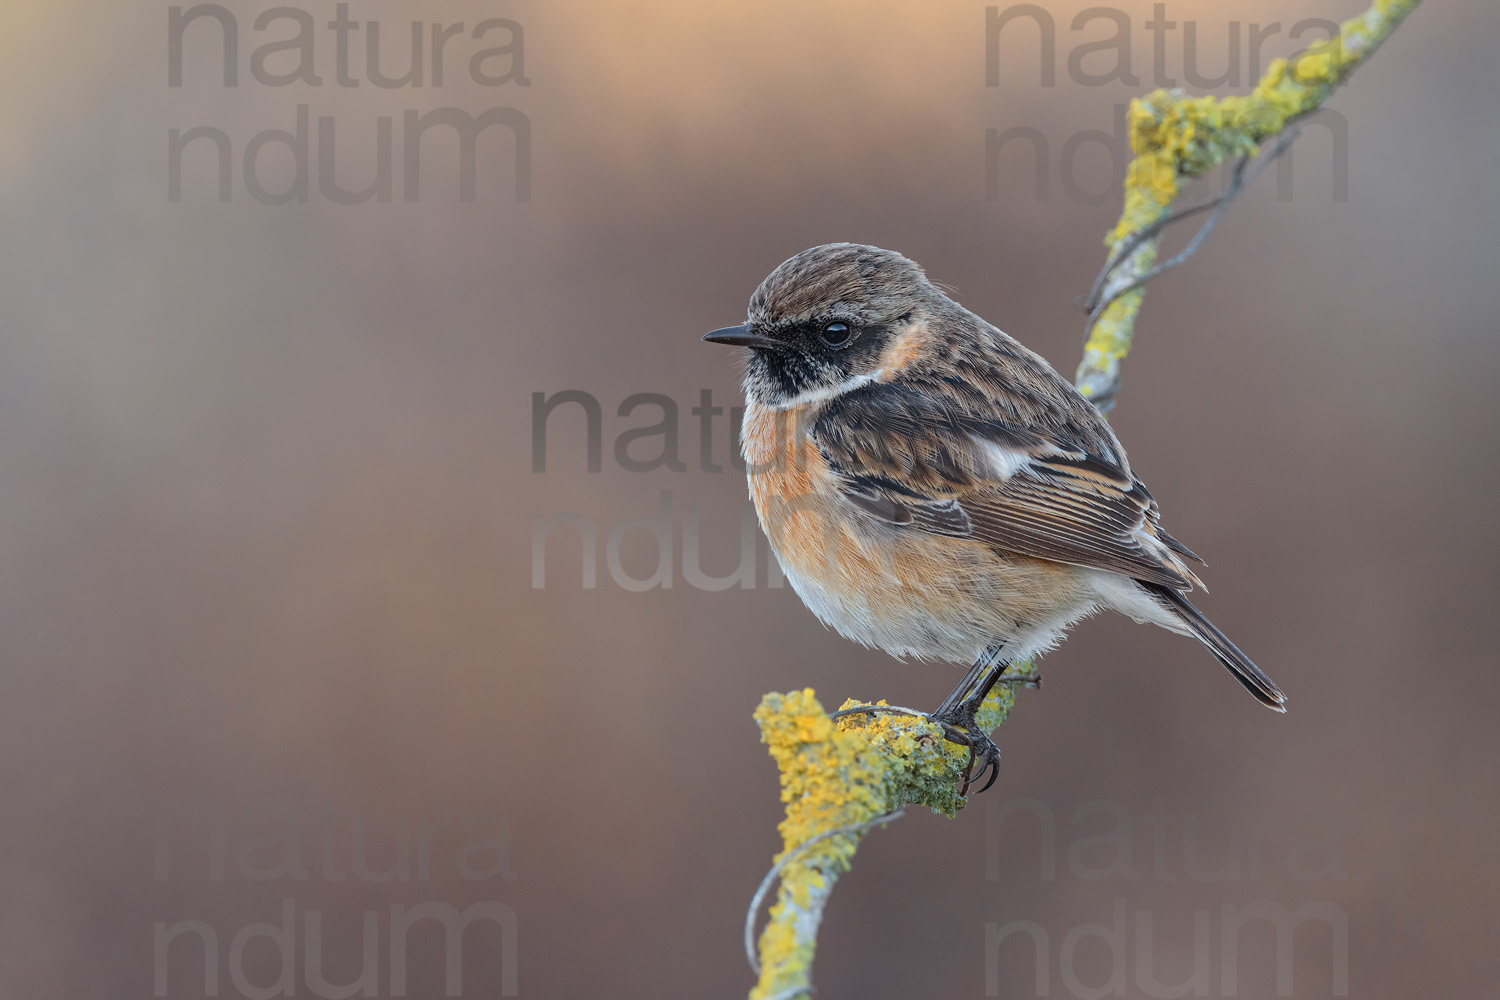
[748,243,940,330]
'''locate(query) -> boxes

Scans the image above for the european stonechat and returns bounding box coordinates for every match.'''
[704,243,1285,791]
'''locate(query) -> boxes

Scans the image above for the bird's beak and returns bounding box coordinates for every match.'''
[702,324,779,350]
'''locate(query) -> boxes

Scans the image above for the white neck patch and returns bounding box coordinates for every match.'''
[752,369,886,411]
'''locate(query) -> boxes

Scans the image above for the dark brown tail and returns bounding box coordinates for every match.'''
[1140,582,1287,712]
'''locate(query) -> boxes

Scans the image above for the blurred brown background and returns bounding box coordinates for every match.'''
[0,0,1495,996]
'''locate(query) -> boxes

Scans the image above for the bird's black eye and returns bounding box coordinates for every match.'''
[820,321,854,348]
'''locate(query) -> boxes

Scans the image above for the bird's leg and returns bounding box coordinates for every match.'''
[931,646,1039,795]
[932,651,1006,795]
[931,653,999,721]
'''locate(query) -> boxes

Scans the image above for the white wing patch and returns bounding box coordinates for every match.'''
[972,437,1033,480]
[971,436,1070,481]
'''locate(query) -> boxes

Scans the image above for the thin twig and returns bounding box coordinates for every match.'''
[1083,125,1303,329]
[1081,193,1231,315]
[745,808,907,976]
[1091,156,1252,319]
[828,703,929,722]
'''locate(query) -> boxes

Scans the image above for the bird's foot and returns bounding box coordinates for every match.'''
[833,681,1039,796]
[930,708,1003,796]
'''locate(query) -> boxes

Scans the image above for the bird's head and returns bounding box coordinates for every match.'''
[703,243,951,408]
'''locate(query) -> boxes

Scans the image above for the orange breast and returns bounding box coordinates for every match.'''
[742,400,839,573]
[743,400,926,598]
[739,400,1094,663]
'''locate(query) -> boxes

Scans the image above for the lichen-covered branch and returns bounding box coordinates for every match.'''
[1076,0,1422,409]
[745,3,1420,997]
[747,686,1015,1000]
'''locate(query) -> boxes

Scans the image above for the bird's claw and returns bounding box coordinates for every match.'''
[931,716,1002,795]
[963,730,1003,794]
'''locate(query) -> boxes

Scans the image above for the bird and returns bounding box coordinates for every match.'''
[702,242,1285,792]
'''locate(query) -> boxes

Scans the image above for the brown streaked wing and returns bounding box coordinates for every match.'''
[810,373,1199,588]
[933,460,1198,589]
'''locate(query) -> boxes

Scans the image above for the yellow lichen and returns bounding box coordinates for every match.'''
[1080,0,1420,396]
[750,681,1019,999]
